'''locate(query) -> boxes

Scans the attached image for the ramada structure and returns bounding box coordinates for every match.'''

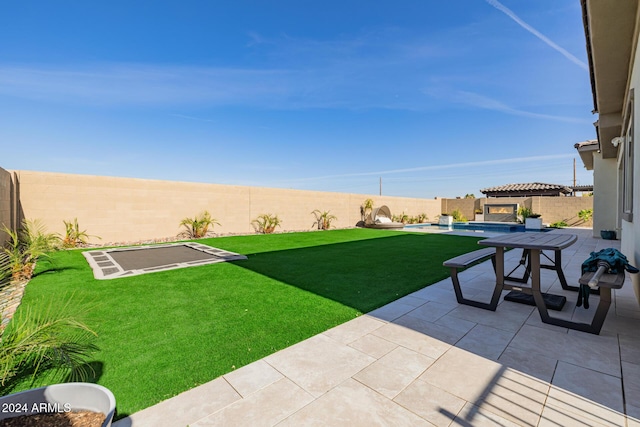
[576,0,640,296]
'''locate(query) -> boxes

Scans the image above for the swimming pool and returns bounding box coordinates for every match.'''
[404,221,550,234]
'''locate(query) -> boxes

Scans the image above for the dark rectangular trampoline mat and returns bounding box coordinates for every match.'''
[83,242,247,280]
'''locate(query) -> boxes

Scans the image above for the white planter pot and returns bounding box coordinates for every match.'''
[525,218,543,230]
[0,383,115,427]
[439,216,454,226]
[475,214,484,222]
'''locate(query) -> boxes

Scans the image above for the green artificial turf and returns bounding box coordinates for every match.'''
[10,228,482,418]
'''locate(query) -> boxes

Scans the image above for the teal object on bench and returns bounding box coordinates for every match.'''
[578,248,639,309]
[582,248,639,274]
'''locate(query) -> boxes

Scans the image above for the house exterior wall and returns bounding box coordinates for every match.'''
[622,25,640,300]
[592,155,619,237]
[9,170,441,244]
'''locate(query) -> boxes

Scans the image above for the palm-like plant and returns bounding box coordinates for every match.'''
[360,199,374,222]
[62,218,100,248]
[179,211,220,238]
[517,207,533,223]
[252,214,282,234]
[2,219,60,281]
[416,213,428,223]
[451,209,467,222]
[311,210,337,230]
[0,298,98,389]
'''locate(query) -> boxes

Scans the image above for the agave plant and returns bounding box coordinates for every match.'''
[62,218,100,248]
[0,298,98,389]
[311,210,337,230]
[179,211,220,238]
[252,214,282,234]
[1,219,60,281]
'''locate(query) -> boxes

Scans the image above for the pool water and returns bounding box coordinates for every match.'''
[404,222,550,234]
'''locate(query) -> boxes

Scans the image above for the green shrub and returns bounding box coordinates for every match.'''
[578,209,593,222]
[62,218,100,248]
[179,211,219,238]
[549,221,568,228]
[451,209,467,222]
[252,214,282,234]
[1,220,60,281]
[311,210,337,230]
[416,213,429,223]
[0,298,98,389]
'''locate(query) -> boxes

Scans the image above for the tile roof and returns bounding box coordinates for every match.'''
[480,182,573,194]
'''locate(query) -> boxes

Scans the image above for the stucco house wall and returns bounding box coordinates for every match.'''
[622,25,640,295]
[591,156,619,236]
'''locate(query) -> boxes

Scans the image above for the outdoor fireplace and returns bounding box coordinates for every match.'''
[484,204,518,222]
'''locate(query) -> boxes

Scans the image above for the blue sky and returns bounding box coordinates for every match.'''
[0,1,595,198]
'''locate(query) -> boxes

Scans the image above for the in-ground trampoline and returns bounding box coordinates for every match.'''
[83,242,247,280]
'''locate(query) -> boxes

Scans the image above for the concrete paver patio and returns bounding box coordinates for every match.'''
[113,228,640,426]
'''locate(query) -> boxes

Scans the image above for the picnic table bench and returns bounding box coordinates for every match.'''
[561,269,626,334]
[444,235,633,335]
[443,248,497,310]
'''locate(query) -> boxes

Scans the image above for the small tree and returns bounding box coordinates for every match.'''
[360,199,374,222]
[2,219,60,281]
[416,213,429,223]
[62,218,100,248]
[393,212,409,224]
[311,210,337,230]
[252,214,282,234]
[179,211,219,238]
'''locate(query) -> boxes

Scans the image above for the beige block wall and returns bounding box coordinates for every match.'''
[440,198,477,220]
[11,170,440,244]
[0,168,11,246]
[7,169,597,245]
[535,196,594,227]
[442,196,594,226]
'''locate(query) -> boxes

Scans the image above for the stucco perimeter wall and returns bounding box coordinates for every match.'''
[440,198,477,220]
[534,196,594,227]
[0,167,12,246]
[11,170,440,244]
[441,196,594,226]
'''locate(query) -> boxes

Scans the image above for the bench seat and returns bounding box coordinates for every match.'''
[557,270,627,334]
[444,248,498,310]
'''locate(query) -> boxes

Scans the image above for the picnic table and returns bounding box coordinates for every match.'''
[478,232,579,326]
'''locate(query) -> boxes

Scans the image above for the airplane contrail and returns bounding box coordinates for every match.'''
[290,153,576,182]
[485,0,589,71]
